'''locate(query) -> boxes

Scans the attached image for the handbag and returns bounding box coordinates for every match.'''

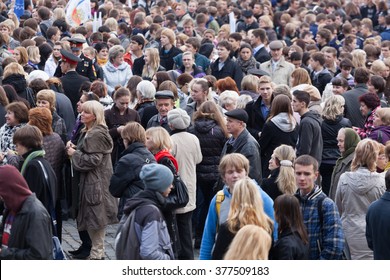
[162,158,189,210]
[37,160,67,260]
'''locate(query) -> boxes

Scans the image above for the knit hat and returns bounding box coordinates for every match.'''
[140,164,174,193]
[168,108,190,129]
[27,70,49,84]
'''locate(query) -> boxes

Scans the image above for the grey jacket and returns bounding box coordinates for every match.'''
[336,168,385,259]
[103,61,133,95]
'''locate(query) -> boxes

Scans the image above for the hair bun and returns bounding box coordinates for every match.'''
[280,160,293,167]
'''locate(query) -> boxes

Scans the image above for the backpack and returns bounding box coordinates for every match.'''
[115,207,141,260]
[215,190,225,230]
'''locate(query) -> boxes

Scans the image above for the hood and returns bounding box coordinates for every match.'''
[2,74,27,94]
[104,61,129,72]
[83,125,113,154]
[270,112,296,132]
[342,168,384,195]
[301,110,322,125]
[0,165,32,213]
[194,118,217,133]
[123,189,165,215]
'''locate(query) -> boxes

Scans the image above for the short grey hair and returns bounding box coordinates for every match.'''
[108,45,125,63]
[136,80,156,99]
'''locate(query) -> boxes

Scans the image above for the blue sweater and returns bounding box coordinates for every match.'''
[199,181,277,260]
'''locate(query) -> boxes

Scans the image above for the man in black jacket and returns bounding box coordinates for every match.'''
[309,52,333,96]
[292,90,323,165]
[250,28,271,63]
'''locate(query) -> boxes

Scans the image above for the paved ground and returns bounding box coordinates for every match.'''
[62,219,200,260]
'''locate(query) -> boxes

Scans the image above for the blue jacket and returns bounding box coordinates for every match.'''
[199,180,277,260]
[380,29,390,41]
[295,186,345,260]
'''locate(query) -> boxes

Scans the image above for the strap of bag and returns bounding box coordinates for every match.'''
[215,190,225,231]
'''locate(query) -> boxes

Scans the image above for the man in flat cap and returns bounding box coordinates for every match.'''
[220,109,262,185]
[146,90,175,133]
[59,49,89,116]
[261,40,294,85]
[237,10,259,33]
[55,37,96,82]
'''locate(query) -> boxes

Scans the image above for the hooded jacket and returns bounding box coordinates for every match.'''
[336,168,385,259]
[72,124,118,230]
[368,125,390,145]
[120,190,174,260]
[0,165,52,260]
[103,61,133,95]
[296,110,323,164]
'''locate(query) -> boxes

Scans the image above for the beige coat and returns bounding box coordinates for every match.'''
[72,125,118,230]
[171,131,202,214]
[260,56,295,85]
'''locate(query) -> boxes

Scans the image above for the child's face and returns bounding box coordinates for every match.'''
[332,85,347,95]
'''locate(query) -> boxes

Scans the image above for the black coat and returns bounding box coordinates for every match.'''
[211,222,234,260]
[245,95,269,141]
[321,115,352,163]
[270,229,309,260]
[188,118,227,182]
[0,104,6,127]
[261,168,283,201]
[55,91,75,140]
[60,70,89,116]
[343,83,368,128]
[254,46,271,63]
[211,58,244,90]
[54,54,97,82]
[109,142,156,216]
[310,69,333,95]
[160,46,182,71]
[132,55,144,76]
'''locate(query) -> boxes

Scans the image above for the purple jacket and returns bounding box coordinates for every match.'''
[369,125,390,144]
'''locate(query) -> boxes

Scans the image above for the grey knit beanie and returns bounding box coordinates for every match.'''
[168,108,190,130]
[140,164,174,193]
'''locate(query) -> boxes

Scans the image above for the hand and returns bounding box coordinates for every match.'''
[0,152,4,162]
[66,147,75,157]
[117,126,124,133]
[7,149,15,156]
[66,141,76,149]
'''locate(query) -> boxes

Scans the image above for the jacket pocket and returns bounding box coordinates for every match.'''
[84,180,103,206]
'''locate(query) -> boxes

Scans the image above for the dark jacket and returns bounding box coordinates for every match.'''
[236,20,259,33]
[110,142,156,217]
[245,95,269,141]
[188,118,227,182]
[0,104,6,127]
[270,229,310,260]
[321,115,352,164]
[105,104,141,165]
[221,128,262,183]
[310,68,333,95]
[369,125,390,145]
[60,70,90,116]
[366,191,390,260]
[54,54,96,82]
[254,46,271,63]
[137,102,158,128]
[159,46,182,71]
[0,194,53,260]
[261,168,283,201]
[211,57,244,90]
[55,91,75,140]
[296,111,323,165]
[2,74,34,107]
[132,55,145,76]
[211,222,235,260]
[343,83,368,128]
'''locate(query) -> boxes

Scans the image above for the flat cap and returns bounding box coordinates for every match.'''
[225,109,249,123]
[269,40,283,50]
[247,68,270,77]
[242,10,253,18]
[155,90,175,99]
[60,49,82,64]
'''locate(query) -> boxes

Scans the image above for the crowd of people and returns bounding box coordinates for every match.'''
[0,0,390,260]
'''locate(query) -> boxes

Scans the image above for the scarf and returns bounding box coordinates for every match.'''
[21,150,45,176]
[97,56,108,66]
[154,149,179,172]
[236,56,258,74]
[334,128,360,168]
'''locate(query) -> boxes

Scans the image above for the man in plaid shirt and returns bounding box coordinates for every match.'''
[294,155,345,259]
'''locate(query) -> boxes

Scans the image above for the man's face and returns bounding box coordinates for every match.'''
[271,48,282,61]
[249,33,258,47]
[175,5,185,17]
[183,24,194,36]
[60,61,69,74]
[259,82,273,102]
[292,95,304,114]
[295,164,318,195]
[316,34,324,45]
[130,40,141,52]
[253,4,262,15]
[217,46,230,60]
[156,98,173,117]
[382,47,390,58]
[324,52,335,67]
[228,38,240,50]
[244,16,254,25]
[309,58,319,70]
[291,59,302,69]
[188,2,197,13]
[222,166,246,190]
[226,117,242,135]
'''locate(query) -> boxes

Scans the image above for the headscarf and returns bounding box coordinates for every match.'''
[0,165,32,214]
[334,128,360,169]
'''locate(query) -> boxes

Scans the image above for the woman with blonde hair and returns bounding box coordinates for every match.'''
[26,45,40,70]
[369,107,390,144]
[66,100,118,260]
[36,89,68,143]
[13,46,33,74]
[351,49,367,69]
[216,24,230,43]
[259,15,277,42]
[142,48,165,81]
[262,144,297,200]
[224,225,272,260]
[212,177,273,259]
[160,28,182,71]
[336,138,386,260]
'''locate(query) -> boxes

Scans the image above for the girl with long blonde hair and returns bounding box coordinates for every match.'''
[142,48,163,80]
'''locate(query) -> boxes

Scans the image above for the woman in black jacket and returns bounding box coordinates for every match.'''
[159,28,182,71]
[320,96,352,195]
[188,101,229,248]
[109,122,156,219]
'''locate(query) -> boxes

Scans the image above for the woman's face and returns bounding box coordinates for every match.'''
[37,99,51,111]
[182,54,194,69]
[80,108,96,127]
[5,110,18,126]
[0,26,10,36]
[240,47,252,61]
[268,154,279,171]
[190,83,207,103]
[152,75,158,88]
[53,45,62,58]
[360,102,370,116]
[290,75,295,87]
[337,130,346,154]
[145,134,154,152]
[13,50,21,62]
[160,35,170,47]
[115,95,130,112]
[144,52,151,64]
[377,153,388,170]
[373,111,383,126]
[113,53,124,66]
[15,142,28,156]
[77,95,88,114]
[161,185,173,197]
[98,48,109,59]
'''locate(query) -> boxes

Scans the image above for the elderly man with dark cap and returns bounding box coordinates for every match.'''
[146,90,176,133]
[260,40,295,85]
[220,108,262,184]
[59,49,90,116]
[167,108,202,260]
[0,165,53,260]
[116,163,175,260]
